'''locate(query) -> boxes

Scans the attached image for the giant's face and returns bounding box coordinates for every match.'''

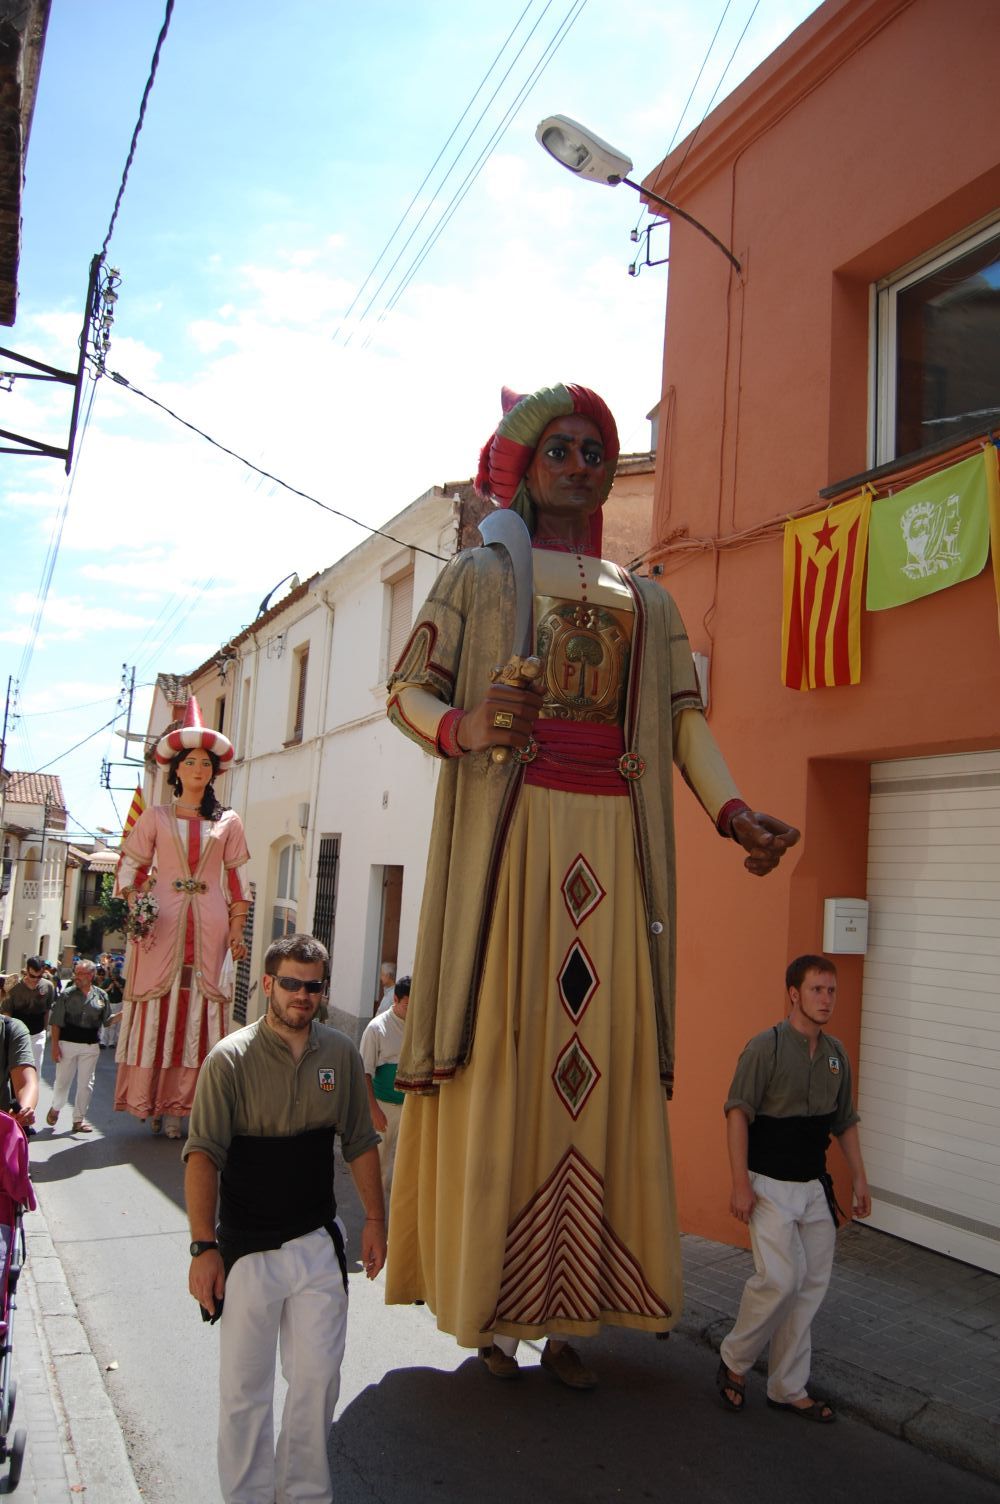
[524,414,607,522]
[177,748,215,794]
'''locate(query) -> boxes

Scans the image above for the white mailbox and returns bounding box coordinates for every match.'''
[822,897,869,955]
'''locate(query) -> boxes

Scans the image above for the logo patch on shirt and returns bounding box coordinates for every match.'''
[318,1068,336,1092]
[828,1056,841,1076]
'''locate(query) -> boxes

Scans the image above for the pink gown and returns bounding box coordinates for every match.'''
[114,805,250,1119]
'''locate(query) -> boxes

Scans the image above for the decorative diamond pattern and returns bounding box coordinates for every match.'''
[560,854,606,929]
[551,1034,600,1120]
[557,939,599,1021]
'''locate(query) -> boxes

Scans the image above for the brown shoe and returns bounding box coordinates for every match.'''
[541,1341,597,1390]
[45,1107,59,1127]
[72,1120,93,1134]
[478,1344,520,1379]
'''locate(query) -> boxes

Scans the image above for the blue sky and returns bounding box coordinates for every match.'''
[0,0,820,837]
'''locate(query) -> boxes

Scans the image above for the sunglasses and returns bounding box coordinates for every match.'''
[269,976,325,995]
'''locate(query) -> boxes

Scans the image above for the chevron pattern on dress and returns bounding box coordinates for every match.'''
[494,1146,671,1325]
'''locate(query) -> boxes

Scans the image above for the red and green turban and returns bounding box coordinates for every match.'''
[475,383,620,553]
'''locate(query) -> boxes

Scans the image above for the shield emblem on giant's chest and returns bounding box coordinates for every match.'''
[536,602,630,723]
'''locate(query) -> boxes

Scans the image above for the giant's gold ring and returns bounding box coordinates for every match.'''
[492,710,514,730]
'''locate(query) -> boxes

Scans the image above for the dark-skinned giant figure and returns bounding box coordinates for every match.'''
[385,384,799,1387]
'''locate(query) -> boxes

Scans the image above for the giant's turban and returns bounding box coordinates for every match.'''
[475,384,620,552]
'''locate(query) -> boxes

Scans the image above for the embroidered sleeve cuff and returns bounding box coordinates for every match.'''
[717,798,751,840]
[437,708,466,758]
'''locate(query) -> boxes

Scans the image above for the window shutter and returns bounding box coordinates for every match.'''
[387,572,414,675]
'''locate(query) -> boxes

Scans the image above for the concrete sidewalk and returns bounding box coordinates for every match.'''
[1,1195,140,1502]
[680,1221,1000,1487]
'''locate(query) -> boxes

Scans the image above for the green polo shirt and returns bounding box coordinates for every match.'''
[724,1019,859,1136]
[50,984,111,1040]
[0,1016,36,1112]
[184,1016,378,1171]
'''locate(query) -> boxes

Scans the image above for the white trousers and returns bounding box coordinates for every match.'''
[51,1041,99,1121]
[218,1225,348,1504]
[719,1172,835,1403]
[29,1031,45,1076]
[375,1099,403,1203]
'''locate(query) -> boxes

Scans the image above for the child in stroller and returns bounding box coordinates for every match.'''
[0,1108,34,1489]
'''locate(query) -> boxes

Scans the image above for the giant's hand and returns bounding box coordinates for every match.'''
[730,811,800,877]
[456,677,544,754]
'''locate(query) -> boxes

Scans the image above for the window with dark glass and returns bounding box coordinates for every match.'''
[876,220,1000,463]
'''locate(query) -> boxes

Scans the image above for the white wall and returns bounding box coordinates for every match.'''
[307,489,457,1041]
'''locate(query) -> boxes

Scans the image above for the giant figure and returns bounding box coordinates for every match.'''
[385,384,798,1385]
[115,696,250,1139]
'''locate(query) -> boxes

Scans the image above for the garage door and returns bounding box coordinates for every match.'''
[860,750,1000,1274]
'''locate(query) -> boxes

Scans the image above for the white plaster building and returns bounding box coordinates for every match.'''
[143,489,457,1041]
[0,772,69,971]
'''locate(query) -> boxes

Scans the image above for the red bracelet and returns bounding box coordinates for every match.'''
[717,798,751,839]
[437,708,466,758]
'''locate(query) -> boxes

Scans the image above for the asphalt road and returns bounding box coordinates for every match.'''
[29,1051,1000,1504]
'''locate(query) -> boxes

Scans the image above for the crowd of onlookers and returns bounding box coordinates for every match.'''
[0,952,127,1133]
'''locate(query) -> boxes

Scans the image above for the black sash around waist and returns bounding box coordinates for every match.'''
[57,1022,101,1045]
[217,1127,346,1287]
[748,1112,844,1226]
[747,1112,834,1183]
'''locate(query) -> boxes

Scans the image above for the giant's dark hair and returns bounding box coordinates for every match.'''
[167,747,226,821]
[785,954,837,992]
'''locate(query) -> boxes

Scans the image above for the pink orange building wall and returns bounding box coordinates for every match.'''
[644,0,1000,1244]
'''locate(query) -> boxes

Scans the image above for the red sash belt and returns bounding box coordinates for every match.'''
[522,720,631,796]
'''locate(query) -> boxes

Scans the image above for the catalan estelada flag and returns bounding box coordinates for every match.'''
[117,786,146,867]
[782,491,871,690]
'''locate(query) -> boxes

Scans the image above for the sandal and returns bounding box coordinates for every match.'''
[766,1395,835,1423]
[716,1358,746,1412]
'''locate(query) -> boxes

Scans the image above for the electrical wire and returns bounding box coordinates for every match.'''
[344,0,560,347]
[662,0,761,202]
[132,576,216,675]
[100,364,448,562]
[632,0,734,239]
[101,0,176,257]
[13,372,100,697]
[334,0,541,346]
[362,0,588,349]
[3,711,123,786]
[20,694,123,718]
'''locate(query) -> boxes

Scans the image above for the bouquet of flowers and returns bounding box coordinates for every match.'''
[125,891,159,947]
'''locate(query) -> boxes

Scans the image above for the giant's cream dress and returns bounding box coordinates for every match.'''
[386,548,741,1346]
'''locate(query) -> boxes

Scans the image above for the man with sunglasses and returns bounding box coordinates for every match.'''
[184,932,385,1504]
[2,954,54,1076]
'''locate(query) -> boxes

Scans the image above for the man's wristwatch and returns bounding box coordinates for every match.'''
[190,1240,219,1258]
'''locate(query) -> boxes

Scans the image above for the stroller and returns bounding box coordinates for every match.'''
[0,1112,34,1490]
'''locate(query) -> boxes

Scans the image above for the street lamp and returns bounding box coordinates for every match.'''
[256,572,301,619]
[535,114,742,276]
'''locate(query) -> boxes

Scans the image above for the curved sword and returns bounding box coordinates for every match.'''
[477,507,535,659]
[477,508,540,762]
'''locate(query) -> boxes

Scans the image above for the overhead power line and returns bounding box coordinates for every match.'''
[633,0,734,238]
[335,0,542,345]
[361,0,589,350]
[342,0,561,347]
[101,364,448,563]
[101,0,176,257]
